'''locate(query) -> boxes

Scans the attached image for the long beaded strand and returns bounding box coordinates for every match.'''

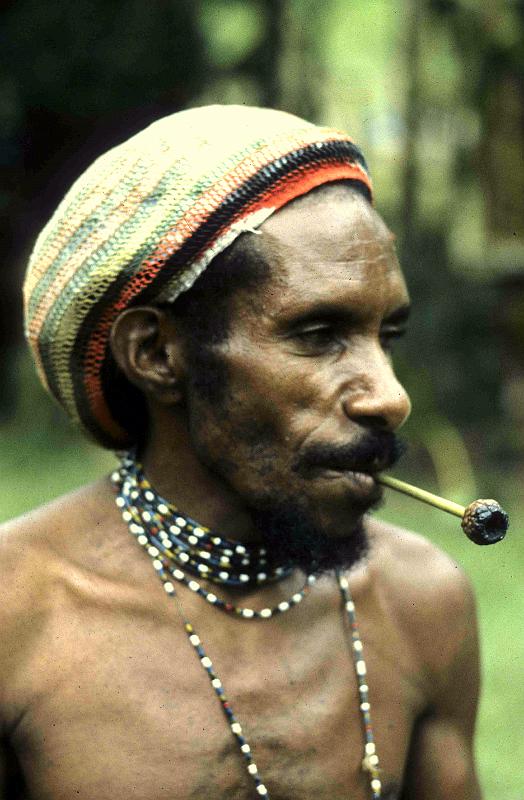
[114,455,382,799]
[338,572,382,799]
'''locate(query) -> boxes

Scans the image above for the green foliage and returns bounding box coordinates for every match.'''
[200,0,267,68]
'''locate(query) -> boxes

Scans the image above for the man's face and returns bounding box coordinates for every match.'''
[184,188,411,570]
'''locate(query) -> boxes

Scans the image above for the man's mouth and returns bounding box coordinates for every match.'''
[311,466,383,503]
[308,455,390,480]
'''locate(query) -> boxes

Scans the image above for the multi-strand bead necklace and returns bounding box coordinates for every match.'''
[113,453,382,799]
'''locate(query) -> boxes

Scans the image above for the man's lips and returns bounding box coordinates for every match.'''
[306,457,389,478]
[309,466,382,497]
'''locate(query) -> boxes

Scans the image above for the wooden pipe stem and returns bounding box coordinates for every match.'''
[377,474,466,519]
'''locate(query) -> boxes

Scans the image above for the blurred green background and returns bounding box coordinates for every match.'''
[1,1,523,796]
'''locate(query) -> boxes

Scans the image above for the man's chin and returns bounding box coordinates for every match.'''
[249,493,372,577]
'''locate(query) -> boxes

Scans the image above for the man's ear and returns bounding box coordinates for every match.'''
[110,306,186,404]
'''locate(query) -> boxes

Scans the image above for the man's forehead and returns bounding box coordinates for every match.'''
[256,191,398,269]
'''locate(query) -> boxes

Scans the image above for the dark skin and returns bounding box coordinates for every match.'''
[0,190,481,799]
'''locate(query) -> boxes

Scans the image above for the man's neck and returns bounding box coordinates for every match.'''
[140,410,261,545]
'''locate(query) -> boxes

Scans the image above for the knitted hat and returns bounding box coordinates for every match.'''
[24,105,373,449]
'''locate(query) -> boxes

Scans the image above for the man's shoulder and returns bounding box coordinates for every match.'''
[0,479,117,632]
[0,478,114,555]
[368,517,478,676]
[369,515,474,597]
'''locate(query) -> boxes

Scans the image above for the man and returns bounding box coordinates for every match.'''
[1,106,480,799]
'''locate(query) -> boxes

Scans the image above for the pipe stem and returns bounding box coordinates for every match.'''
[377,474,466,519]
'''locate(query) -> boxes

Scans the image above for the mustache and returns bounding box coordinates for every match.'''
[292,431,406,477]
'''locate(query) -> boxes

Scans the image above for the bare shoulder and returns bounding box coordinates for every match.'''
[367,516,478,680]
[0,480,117,677]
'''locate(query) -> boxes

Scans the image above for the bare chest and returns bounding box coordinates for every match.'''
[10,586,422,800]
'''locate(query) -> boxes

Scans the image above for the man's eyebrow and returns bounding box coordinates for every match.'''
[283,302,411,327]
[282,303,358,327]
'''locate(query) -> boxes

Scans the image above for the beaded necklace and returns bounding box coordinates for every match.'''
[113,455,382,799]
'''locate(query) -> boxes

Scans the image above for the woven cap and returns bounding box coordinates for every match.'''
[24,105,372,448]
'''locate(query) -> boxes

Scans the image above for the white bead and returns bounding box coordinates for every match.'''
[365,742,376,755]
[371,779,382,792]
[356,660,367,676]
[242,609,255,618]
[201,656,212,668]
[257,785,268,795]
[116,497,125,507]
[239,574,249,583]
[173,569,185,581]
[158,530,168,540]
[164,540,173,549]
[292,593,302,603]
[223,549,233,557]
[260,608,272,618]
[212,537,222,545]
[231,722,242,734]
[197,564,209,573]
[257,573,267,581]
[241,744,251,753]
[137,535,148,546]
[220,556,230,565]
[142,511,151,522]
[130,524,144,534]
[211,678,222,689]
[189,634,200,646]
[169,525,181,535]
[153,559,163,571]
[111,471,120,482]
[189,581,200,592]
[219,571,229,581]
[369,754,379,767]
[157,503,169,514]
[278,601,290,612]
[339,576,349,590]
[175,517,186,527]
[360,702,370,712]
[199,550,211,559]
[145,491,155,502]
[206,593,217,604]
[241,558,250,566]
[188,535,198,545]
[345,600,355,612]
[148,546,159,557]
[163,582,174,594]
[353,639,363,652]
[194,527,205,537]
[122,511,132,522]
[179,552,189,562]
[248,763,258,775]
[235,545,246,554]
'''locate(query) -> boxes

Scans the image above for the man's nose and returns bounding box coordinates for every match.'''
[342,353,411,432]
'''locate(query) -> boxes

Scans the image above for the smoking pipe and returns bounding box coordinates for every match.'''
[377,474,509,545]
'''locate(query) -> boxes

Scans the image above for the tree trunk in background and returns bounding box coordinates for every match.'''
[401,0,423,271]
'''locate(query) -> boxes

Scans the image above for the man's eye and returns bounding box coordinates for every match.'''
[380,328,406,352]
[294,326,340,350]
